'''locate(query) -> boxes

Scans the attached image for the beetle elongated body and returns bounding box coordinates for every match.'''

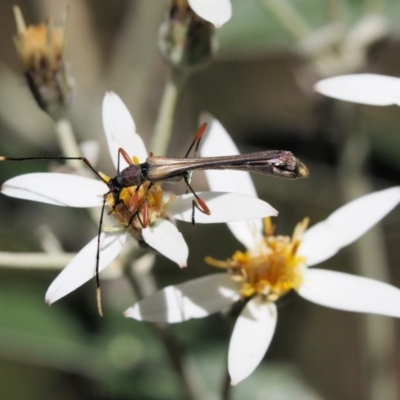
[0,123,309,316]
[109,150,308,190]
[106,149,308,221]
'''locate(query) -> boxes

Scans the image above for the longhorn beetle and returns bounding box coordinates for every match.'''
[0,123,308,315]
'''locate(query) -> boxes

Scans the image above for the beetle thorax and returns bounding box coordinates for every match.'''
[113,164,144,189]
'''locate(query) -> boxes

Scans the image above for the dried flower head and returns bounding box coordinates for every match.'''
[13,6,74,120]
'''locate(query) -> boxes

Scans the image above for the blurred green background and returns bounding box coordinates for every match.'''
[1,0,400,399]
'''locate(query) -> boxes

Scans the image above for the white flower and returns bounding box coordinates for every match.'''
[314,73,400,106]
[1,94,277,305]
[125,116,400,385]
[188,0,232,28]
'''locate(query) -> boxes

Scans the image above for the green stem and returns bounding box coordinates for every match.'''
[259,0,312,40]
[124,255,206,400]
[221,355,232,400]
[338,103,398,400]
[0,252,74,269]
[0,252,122,279]
[150,69,188,155]
[54,118,82,169]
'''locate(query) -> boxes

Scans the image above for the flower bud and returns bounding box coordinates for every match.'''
[13,6,74,120]
[158,0,217,69]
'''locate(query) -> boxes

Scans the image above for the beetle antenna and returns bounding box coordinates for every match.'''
[0,156,109,184]
[96,195,108,317]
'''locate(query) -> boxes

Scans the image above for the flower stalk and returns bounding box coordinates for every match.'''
[151,70,188,156]
[338,105,398,400]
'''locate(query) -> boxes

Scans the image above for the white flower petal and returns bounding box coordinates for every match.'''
[189,0,232,27]
[298,269,400,318]
[102,92,148,170]
[2,173,106,207]
[200,115,262,246]
[124,273,240,322]
[79,140,100,167]
[142,219,188,267]
[228,297,277,385]
[200,115,257,196]
[169,192,277,223]
[224,220,263,250]
[200,114,240,157]
[315,74,400,106]
[45,231,127,304]
[299,187,400,266]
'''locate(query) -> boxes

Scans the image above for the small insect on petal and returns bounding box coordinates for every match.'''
[1,92,307,312]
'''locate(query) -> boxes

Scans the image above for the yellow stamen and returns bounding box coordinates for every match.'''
[107,181,171,236]
[204,256,229,269]
[292,217,309,242]
[98,171,111,183]
[263,217,275,236]
[207,219,309,302]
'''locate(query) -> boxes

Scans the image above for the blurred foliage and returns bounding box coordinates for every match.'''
[0,1,400,400]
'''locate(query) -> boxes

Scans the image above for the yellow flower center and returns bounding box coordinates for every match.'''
[206,218,309,301]
[101,173,175,238]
